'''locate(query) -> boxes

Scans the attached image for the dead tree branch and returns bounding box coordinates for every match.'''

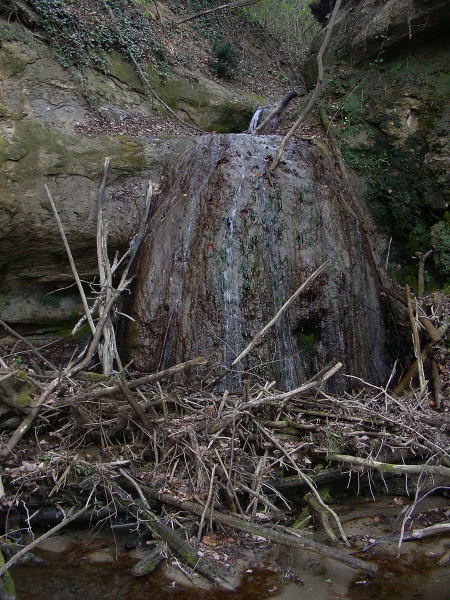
[232,260,329,365]
[328,454,450,477]
[269,0,343,171]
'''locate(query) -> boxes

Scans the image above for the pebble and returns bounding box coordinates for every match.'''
[86,550,115,564]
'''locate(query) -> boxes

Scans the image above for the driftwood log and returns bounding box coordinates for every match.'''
[127,482,378,574]
[110,470,233,589]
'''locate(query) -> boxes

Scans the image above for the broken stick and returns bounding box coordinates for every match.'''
[232,260,329,365]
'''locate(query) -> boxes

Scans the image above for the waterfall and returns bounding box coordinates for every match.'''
[222,183,243,367]
[126,133,393,392]
[220,181,244,388]
[248,106,266,132]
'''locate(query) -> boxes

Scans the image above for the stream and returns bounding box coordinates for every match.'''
[125,132,392,392]
[12,496,450,600]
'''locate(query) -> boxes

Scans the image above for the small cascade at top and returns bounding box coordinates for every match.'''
[248,106,268,132]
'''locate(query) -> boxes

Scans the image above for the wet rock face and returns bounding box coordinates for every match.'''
[302,0,449,283]
[125,134,393,391]
[304,0,450,87]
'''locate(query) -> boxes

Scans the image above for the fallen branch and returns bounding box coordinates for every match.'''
[273,468,344,490]
[131,543,165,576]
[402,523,450,541]
[64,357,208,405]
[116,469,232,589]
[305,491,337,544]
[232,261,329,365]
[137,485,378,574]
[328,454,450,477]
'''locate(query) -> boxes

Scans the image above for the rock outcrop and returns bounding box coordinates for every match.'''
[305,0,449,286]
[0,15,258,330]
[125,134,393,391]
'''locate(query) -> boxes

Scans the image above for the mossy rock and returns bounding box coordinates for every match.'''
[0,39,33,77]
[143,64,262,131]
[0,375,35,409]
[2,119,146,176]
[319,32,449,288]
[107,51,143,90]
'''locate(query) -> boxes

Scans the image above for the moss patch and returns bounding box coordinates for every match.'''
[0,119,146,178]
[107,50,143,90]
[144,67,257,131]
[16,387,33,407]
[0,41,28,76]
[321,36,449,287]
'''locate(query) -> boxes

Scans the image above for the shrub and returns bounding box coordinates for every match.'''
[210,41,239,79]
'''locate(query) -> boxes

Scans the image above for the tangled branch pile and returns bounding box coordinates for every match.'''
[0,159,449,593]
